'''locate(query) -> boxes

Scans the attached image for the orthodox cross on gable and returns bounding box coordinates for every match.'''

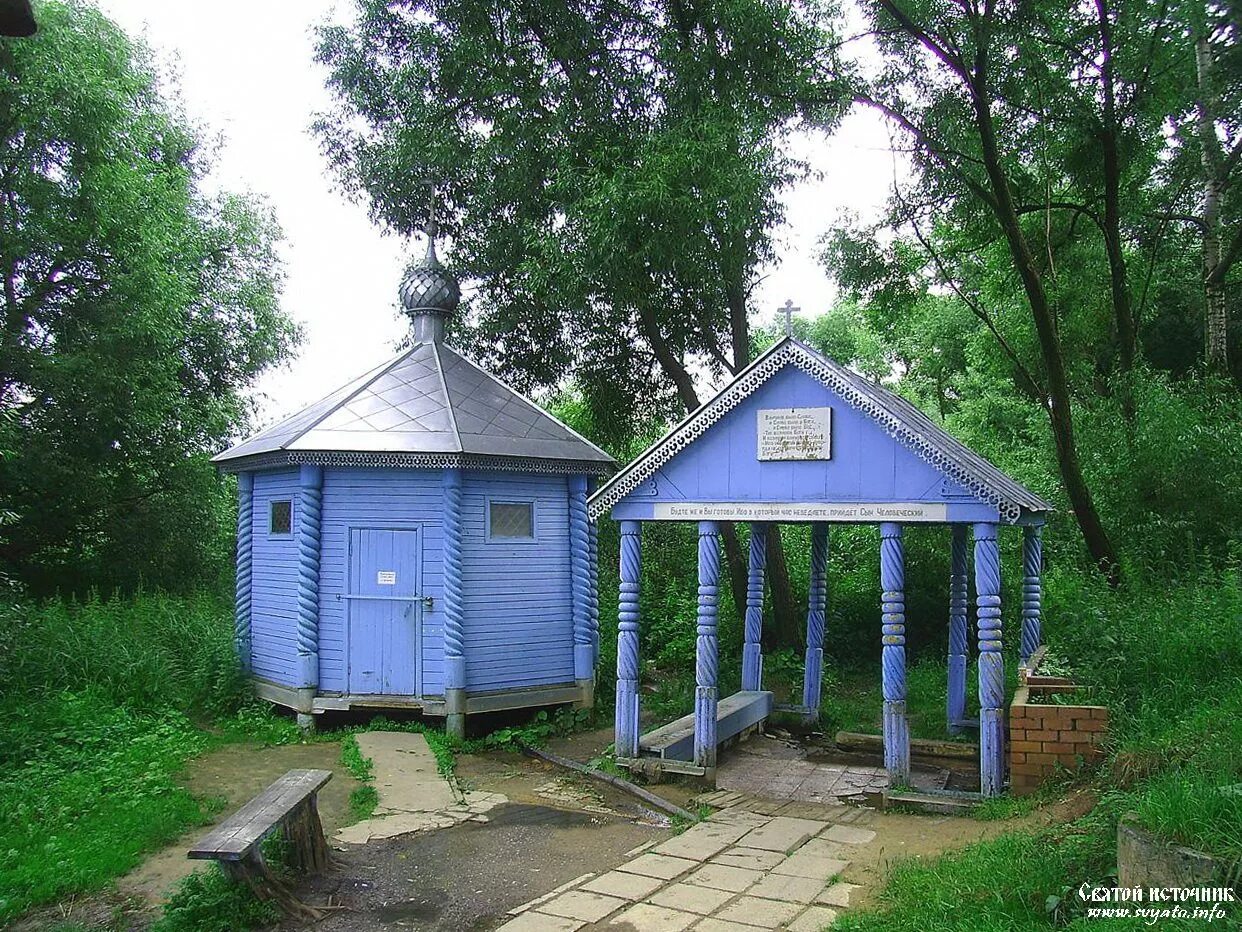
[781,299,800,337]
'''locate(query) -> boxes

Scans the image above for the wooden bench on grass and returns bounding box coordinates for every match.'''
[188,768,333,919]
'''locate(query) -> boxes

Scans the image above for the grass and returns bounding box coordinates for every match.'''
[0,591,263,923]
[150,863,279,932]
[832,814,1118,931]
[831,569,1242,930]
[0,691,217,921]
[341,733,380,822]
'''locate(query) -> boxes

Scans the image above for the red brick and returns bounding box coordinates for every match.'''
[1010,751,1026,764]
[1043,741,1075,754]
[1091,707,1110,720]
[1027,730,1059,742]
[1026,752,1055,766]
[1075,718,1107,732]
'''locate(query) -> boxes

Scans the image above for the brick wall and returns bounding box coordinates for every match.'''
[1009,684,1108,796]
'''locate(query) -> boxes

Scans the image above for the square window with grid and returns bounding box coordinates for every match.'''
[270,500,292,535]
[489,501,534,539]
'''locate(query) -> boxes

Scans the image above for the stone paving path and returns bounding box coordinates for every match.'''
[715,736,889,806]
[497,804,877,931]
[335,732,507,844]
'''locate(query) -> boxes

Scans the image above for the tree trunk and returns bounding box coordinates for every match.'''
[968,49,1122,583]
[764,524,802,651]
[718,523,751,631]
[634,303,762,627]
[1195,28,1228,373]
[1096,0,1138,407]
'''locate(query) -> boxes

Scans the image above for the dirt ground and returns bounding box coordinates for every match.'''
[10,739,361,932]
[12,725,1097,931]
[275,734,676,930]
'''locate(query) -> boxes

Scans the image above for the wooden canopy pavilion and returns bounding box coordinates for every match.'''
[588,336,1052,796]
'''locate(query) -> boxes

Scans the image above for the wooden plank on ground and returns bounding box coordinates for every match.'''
[189,769,332,861]
[835,731,978,760]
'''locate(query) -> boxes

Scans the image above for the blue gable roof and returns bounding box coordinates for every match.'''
[589,338,1051,524]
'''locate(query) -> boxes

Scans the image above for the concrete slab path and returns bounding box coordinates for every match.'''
[497,805,877,930]
[335,731,507,844]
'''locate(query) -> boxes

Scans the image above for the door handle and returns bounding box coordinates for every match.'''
[421,595,434,612]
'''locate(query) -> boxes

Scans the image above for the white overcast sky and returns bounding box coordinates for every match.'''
[96,1,899,426]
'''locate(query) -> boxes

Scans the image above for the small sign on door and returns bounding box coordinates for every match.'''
[376,570,396,585]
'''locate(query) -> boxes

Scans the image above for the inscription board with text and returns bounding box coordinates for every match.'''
[757,407,832,461]
[653,502,948,522]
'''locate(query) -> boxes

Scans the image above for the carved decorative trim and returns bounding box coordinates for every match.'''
[588,341,1024,523]
[217,450,612,477]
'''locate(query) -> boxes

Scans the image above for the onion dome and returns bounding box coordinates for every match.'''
[399,234,461,318]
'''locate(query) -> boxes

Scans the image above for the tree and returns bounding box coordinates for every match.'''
[833,0,1213,581]
[0,1,299,594]
[1186,0,1241,372]
[316,0,842,644]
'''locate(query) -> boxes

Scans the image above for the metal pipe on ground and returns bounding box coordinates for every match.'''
[520,745,698,822]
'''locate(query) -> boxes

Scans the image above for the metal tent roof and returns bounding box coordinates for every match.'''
[588,337,1052,523]
[213,341,615,475]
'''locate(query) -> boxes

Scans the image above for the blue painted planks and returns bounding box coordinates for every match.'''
[318,468,443,696]
[460,471,574,692]
[249,469,301,685]
[347,527,421,695]
[251,465,576,701]
[610,366,999,521]
[640,690,774,762]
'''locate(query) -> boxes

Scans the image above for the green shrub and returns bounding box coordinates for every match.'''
[0,692,212,922]
[0,591,247,718]
[151,865,278,932]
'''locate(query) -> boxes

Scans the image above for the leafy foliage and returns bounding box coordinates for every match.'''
[152,864,279,932]
[0,692,213,922]
[0,0,299,596]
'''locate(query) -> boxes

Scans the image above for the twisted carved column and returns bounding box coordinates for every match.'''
[947,524,970,730]
[442,470,466,716]
[974,522,1004,796]
[694,521,721,770]
[880,522,909,782]
[615,521,642,759]
[803,523,829,718]
[1021,525,1043,666]
[587,518,600,666]
[295,465,323,692]
[569,476,592,684]
[741,523,767,691]
[234,473,253,671]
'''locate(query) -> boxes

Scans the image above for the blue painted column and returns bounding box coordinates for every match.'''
[803,523,829,719]
[741,523,767,691]
[295,465,323,723]
[234,472,253,672]
[947,524,969,731]
[1021,524,1043,666]
[443,469,467,738]
[880,522,909,782]
[974,522,1004,796]
[615,521,642,760]
[694,521,721,772]
[588,518,600,667]
[569,476,593,705]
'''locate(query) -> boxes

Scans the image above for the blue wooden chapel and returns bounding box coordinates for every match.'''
[590,334,1052,796]
[215,238,614,736]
